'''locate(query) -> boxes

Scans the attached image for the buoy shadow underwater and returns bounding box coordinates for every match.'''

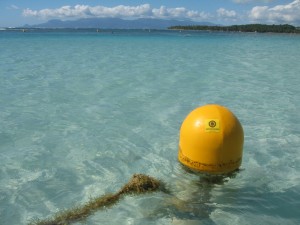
[145,165,242,221]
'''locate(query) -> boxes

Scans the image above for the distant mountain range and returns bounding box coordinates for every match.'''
[26,18,215,29]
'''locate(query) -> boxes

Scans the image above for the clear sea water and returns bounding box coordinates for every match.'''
[0,29,300,225]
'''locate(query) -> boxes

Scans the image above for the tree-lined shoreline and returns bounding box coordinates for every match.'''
[169,24,300,34]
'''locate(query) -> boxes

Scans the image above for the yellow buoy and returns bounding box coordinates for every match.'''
[178,104,244,174]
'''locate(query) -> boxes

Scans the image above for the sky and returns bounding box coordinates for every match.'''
[1,0,300,27]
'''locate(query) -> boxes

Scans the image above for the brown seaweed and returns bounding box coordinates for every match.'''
[29,174,163,225]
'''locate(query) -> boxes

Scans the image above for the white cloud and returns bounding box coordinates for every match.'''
[216,8,239,23]
[11,4,19,9]
[23,4,152,19]
[23,4,209,21]
[217,8,237,18]
[7,4,19,10]
[249,0,300,24]
[233,0,274,3]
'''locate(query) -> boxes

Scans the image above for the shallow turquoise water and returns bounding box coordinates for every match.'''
[1,29,300,225]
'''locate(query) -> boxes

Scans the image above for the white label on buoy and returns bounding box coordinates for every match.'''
[205,119,220,132]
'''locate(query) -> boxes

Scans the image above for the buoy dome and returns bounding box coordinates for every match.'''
[178,104,244,174]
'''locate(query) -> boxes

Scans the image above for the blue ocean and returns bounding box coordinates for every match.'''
[1,29,300,225]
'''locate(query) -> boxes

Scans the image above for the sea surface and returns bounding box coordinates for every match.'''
[0,29,300,225]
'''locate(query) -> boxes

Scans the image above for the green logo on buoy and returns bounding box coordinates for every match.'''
[205,119,220,132]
